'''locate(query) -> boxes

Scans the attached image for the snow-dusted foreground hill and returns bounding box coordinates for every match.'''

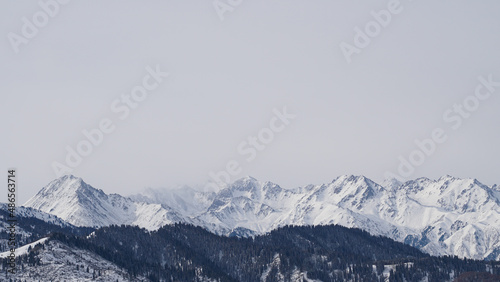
[23,174,500,260]
[0,239,148,281]
[7,223,499,281]
[0,203,92,253]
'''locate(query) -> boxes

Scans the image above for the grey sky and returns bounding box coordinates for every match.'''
[1,0,500,203]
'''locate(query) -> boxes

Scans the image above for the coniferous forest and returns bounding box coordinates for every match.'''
[3,221,499,281]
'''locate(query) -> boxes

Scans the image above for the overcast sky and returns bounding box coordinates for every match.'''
[1,0,500,203]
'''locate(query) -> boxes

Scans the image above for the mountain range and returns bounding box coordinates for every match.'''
[23,174,500,261]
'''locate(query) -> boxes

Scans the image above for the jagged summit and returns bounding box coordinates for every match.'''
[22,174,500,260]
[25,175,103,210]
[333,174,381,187]
[25,175,112,207]
[29,174,86,195]
[334,174,368,182]
[438,174,457,181]
[381,177,403,190]
[24,175,184,229]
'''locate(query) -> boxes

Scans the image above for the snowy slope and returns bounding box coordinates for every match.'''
[23,174,500,260]
[0,203,83,253]
[196,176,303,235]
[0,203,73,228]
[0,239,149,281]
[0,237,48,258]
[394,176,500,259]
[24,175,186,230]
[139,175,500,260]
[129,185,215,217]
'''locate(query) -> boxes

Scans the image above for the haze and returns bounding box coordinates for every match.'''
[1,0,499,203]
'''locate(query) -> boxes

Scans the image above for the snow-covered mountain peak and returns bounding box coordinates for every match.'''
[328,175,382,196]
[438,174,457,181]
[332,175,379,187]
[333,174,364,183]
[25,175,107,207]
[38,174,86,193]
[381,177,403,191]
[22,174,500,260]
[129,185,215,216]
[219,177,284,202]
[53,174,83,186]
[230,176,260,191]
[24,176,186,229]
[403,176,498,213]
[294,175,384,214]
[31,175,110,206]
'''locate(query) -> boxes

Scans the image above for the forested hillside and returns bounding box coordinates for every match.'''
[6,223,497,281]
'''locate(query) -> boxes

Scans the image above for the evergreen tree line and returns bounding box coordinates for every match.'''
[22,223,499,282]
